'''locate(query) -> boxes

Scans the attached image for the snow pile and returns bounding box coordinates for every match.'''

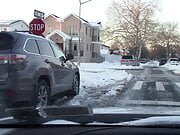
[70,62,133,107]
[80,68,130,88]
[80,61,143,71]
[142,61,159,67]
[101,54,122,63]
[162,63,180,75]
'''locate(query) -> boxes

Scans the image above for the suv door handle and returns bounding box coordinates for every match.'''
[45,59,50,64]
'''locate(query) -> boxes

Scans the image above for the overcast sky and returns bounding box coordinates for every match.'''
[0,0,180,25]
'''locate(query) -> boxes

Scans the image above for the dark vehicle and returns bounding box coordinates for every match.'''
[120,55,140,66]
[0,32,80,108]
[159,58,167,66]
[167,58,179,65]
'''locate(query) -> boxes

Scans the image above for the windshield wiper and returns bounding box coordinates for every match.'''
[3,106,93,125]
[1,106,180,126]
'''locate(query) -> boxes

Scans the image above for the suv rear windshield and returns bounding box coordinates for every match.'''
[170,58,178,61]
[0,33,14,50]
[122,56,133,59]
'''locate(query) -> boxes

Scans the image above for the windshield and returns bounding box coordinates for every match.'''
[1,0,180,127]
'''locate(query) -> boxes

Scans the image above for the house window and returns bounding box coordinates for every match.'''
[87,44,89,51]
[90,45,92,52]
[92,44,94,52]
[74,44,77,51]
[71,26,74,35]
[86,27,87,35]
[68,27,71,35]
[49,27,53,33]
[80,50,84,56]
[90,29,92,37]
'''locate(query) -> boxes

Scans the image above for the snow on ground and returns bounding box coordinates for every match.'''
[141,60,159,67]
[162,63,180,75]
[69,62,133,107]
[80,61,144,71]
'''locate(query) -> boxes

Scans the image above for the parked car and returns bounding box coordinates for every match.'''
[167,58,179,65]
[159,58,167,66]
[0,31,80,108]
[120,55,140,66]
[140,59,149,64]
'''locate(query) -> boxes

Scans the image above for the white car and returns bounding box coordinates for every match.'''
[167,58,179,65]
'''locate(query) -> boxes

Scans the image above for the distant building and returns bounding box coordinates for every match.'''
[0,20,28,32]
[100,44,122,63]
[100,44,110,55]
[44,14,104,63]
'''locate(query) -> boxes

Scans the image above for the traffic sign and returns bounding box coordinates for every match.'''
[34,10,45,19]
[29,19,45,35]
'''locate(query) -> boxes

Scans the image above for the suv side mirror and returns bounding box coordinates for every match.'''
[59,56,66,62]
[66,54,74,60]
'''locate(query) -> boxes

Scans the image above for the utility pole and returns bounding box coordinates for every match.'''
[78,0,92,65]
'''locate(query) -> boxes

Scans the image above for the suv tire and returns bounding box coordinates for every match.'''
[35,80,50,108]
[72,74,80,96]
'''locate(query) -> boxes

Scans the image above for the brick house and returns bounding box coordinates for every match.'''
[44,14,104,63]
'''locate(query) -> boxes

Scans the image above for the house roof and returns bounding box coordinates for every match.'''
[89,22,102,28]
[46,30,71,41]
[101,44,110,48]
[63,14,89,24]
[0,20,16,25]
[0,20,28,27]
[44,14,63,22]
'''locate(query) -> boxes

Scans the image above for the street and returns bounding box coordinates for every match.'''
[1,64,180,120]
[116,66,180,107]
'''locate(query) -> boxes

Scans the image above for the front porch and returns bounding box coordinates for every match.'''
[46,30,71,54]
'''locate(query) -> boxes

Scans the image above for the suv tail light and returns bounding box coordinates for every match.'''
[129,60,135,62]
[121,60,126,62]
[0,54,26,64]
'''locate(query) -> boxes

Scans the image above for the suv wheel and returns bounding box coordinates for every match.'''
[35,80,49,108]
[72,74,80,95]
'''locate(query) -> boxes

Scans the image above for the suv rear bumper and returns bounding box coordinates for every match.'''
[0,80,34,108]
[0,89,34,108]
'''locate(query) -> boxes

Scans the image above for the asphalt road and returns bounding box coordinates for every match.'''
[116,66,180,107]
[1,65,180,121]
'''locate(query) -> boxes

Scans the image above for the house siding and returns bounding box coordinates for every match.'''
[44,14,102,63]
[44,16,62,36]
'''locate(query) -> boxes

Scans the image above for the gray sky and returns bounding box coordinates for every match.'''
[0,0,180,24]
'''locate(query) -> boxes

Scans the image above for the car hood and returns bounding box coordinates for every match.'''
[93,106,180,115]
[44,106,180,125]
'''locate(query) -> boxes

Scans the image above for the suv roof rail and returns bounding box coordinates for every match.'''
[13,30,33,34]
[13,30,45,38]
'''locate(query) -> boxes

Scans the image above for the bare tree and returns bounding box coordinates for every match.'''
[102,0,158,59]
[154,22,180,58]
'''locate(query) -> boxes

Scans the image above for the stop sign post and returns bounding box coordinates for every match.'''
[29,19,45,35]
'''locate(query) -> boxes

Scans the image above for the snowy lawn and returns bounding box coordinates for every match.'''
[80,61,144,71]
[69,62,133,107]
[141,61,160,67]
[79,62,137,88]
[162,63,180,75]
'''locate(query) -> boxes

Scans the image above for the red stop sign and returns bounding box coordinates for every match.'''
[29,19,45,35]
